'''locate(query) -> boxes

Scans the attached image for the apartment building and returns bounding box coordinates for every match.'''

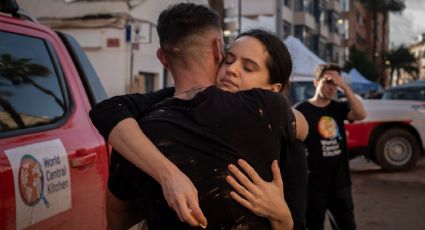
[340,0,389,70]
[409,34,425,80]
[235,0,344,65]
[341,0,368,52]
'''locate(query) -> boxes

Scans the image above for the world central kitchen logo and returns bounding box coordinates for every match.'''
[18,154,69,208]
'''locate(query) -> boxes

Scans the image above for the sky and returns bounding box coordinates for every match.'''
[390,0,425,47]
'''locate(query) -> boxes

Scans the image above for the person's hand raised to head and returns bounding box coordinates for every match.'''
[323,71,349,90]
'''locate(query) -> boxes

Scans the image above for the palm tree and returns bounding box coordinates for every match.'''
[360,0,405,86]
[386,46,418,86]
[0,54,66,130]
[0,54,65,110]
[0,90,25,129]
[344,46,378,82]
[378,0,405,86]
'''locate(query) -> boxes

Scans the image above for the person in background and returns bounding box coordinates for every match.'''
[295,63,366,230]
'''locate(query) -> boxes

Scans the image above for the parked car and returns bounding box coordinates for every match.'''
[382,79,425,101]
[0,1,109,229]
[290,77,424,171]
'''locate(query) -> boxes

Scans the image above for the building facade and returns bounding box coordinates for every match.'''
[18,0,207,96]
[20,0,392,94]
[409,35,425,80]
[340,0,390,80]
[235,0,344,65]
[341,0,368,55]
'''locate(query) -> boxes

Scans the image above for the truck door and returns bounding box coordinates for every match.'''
[0,19,108,229]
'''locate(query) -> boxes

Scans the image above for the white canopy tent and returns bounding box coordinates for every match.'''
[283,36,325,80]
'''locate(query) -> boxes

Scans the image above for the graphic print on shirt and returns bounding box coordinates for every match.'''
[317,116,342,157]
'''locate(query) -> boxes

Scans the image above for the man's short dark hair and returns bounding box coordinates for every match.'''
[314,63,341,80]
[157,3,221,48]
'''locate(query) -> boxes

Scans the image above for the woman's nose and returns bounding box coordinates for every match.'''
[226,62,239,76]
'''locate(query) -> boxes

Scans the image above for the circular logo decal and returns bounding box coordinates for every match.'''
[18,155,49,207]
[318,116,338,139]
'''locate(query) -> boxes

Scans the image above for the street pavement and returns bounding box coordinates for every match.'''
[347,156,425,230]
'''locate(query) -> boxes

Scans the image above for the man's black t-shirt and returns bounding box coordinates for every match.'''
[136,86,295,229]
[89,87,308,229]
[295,100,351,189]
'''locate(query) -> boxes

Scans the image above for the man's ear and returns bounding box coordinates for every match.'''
[157,48,169,69]
[213,37,223,64]
[270,83,283,93]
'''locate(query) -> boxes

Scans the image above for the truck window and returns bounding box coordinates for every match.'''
[0,31,67,134]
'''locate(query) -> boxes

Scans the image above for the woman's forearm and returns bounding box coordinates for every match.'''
[270,217,293,230]
[108,118,207,227]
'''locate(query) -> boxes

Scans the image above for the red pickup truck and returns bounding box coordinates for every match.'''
[0,1,109,229]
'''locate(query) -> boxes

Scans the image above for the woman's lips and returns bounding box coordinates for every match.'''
[221,78,237,88]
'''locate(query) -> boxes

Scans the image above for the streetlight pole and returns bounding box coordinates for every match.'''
[238,0,241,34]
[275,0,283,39]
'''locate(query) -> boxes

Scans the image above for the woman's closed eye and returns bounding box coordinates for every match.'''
[243,60,259,72]
[244,63,256,72]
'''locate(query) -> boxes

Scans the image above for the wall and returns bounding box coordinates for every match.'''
[17,0,203,95]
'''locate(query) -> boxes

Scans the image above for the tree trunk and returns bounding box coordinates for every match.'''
[0,96,25,129]
[23,76,65,111]
[390,67,395,88]
[371,2,378,70]
[396,68,400,86]
[380,12,388,87]
[369,1,385,87]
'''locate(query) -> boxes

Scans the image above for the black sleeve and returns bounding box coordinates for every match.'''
[89,87,175,140]
[265,92,296,143]
[282,96,297,143]
[280,140,308,230]
[340,101,351,121]
[267,92,306,229]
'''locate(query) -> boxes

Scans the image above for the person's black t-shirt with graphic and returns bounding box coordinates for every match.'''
[295,100,350,189]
